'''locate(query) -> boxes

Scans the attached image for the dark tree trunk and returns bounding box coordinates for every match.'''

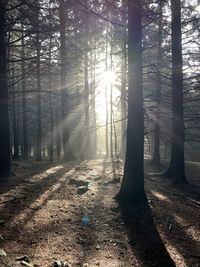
[48,11,53,162]
[120,41,127,159]
[116,0,146,204]
[91,47,97,159]
[105,28,109,158]
[48,73,53,163]
[110,40,113,159]
[166,0,187,183]
[12,66,19,160]
[35,12,42,162]
[59,0,74,162]
[151,0,163,166]
[84,52,91,159]
[0,3,11,177]
[56,97,61,161]
[21,30,28,160]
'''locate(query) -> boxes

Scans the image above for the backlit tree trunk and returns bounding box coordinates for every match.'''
[59,0,74,161]
[120,41,127,159]
[166,0,187,183]
[35,5,42,162]
[84,52,91,159]
[116,0,146,203]
[105,25,109,157]
[21,29,28,160]
[48,38,54,162]
[152,0,163,165]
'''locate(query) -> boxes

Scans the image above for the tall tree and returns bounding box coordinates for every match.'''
[161,0,187,184]
[11,64,19,160]
[59,0,74,161]
[116,0,147,204]
[48,34,54,162]
[120,40,127,159]
[35,2,42,162]
[0,1,11,177]
[21,28,28,160]
[105,24,109,157]
[83,20,91,159]
[47,1,54,162]
[151,0,163,166]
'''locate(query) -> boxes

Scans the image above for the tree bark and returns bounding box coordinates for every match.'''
[56,96,61,161]
[35,5,42,162]
[91,46,97,159]
[21,28,28,160]
[48,45,53,162]
[11,65,19,160]
[166,0,187,183]
[120,41,127,159]
[152,0,163,166]
[105,25,109,158]
[116,0,146,204]
[110,36,113,159]
[59,0,74,161]
[0,2,12,177]
[84,52,91,159]
[48,4,54,162]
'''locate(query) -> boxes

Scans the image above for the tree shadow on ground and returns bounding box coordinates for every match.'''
[0,161,104,267]
[0,163,77,230]
[118,202,176,267]
[0,161,58,196]
[147,177,200,266]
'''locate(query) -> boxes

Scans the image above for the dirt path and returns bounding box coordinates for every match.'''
[0,160,200,267]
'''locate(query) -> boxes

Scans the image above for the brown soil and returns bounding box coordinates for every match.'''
[0,160,200,267]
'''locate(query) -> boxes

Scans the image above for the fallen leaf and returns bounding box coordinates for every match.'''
[0,248,6,256]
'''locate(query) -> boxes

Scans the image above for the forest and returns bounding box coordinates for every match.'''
[0,0,200,266]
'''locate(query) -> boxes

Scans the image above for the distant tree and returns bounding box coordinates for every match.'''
[48,32,54,162]
[21,27,28,160]
[120,40,127,160]
[116,0,147,204]
[59,0,75,161]
[35,1,42,162]
[0,2,12,177]
[151,0,163,166]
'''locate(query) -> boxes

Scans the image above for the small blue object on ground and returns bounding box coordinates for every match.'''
[82,215,89,226]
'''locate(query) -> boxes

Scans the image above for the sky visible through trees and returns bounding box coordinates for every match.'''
[0,0,200,266]
[0,0,199,165]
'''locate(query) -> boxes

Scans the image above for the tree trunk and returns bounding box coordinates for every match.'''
[120,41,127,159]
[48,8,53,162]
[59,0,74,161]
[11,65,19,160]
[110,38,113,159]
[48,65,53,162]
[91,47,97,159]
[56,96,61,161]
[105,26,109,158]
[166,0,187,183]
[21,28,28,160]
[152,0,163,166]
[116,0,146,204]
[0,2,11,177]
[35,8,42,162]
[84,52,91,159]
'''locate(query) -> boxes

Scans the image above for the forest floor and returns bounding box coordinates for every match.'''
[0,159,200,267]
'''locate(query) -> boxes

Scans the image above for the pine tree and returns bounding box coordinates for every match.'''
[116,0,147,204]
[0,2,12,177]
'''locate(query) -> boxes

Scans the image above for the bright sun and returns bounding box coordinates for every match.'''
[102,70,117,86]
[95,70,118,123]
